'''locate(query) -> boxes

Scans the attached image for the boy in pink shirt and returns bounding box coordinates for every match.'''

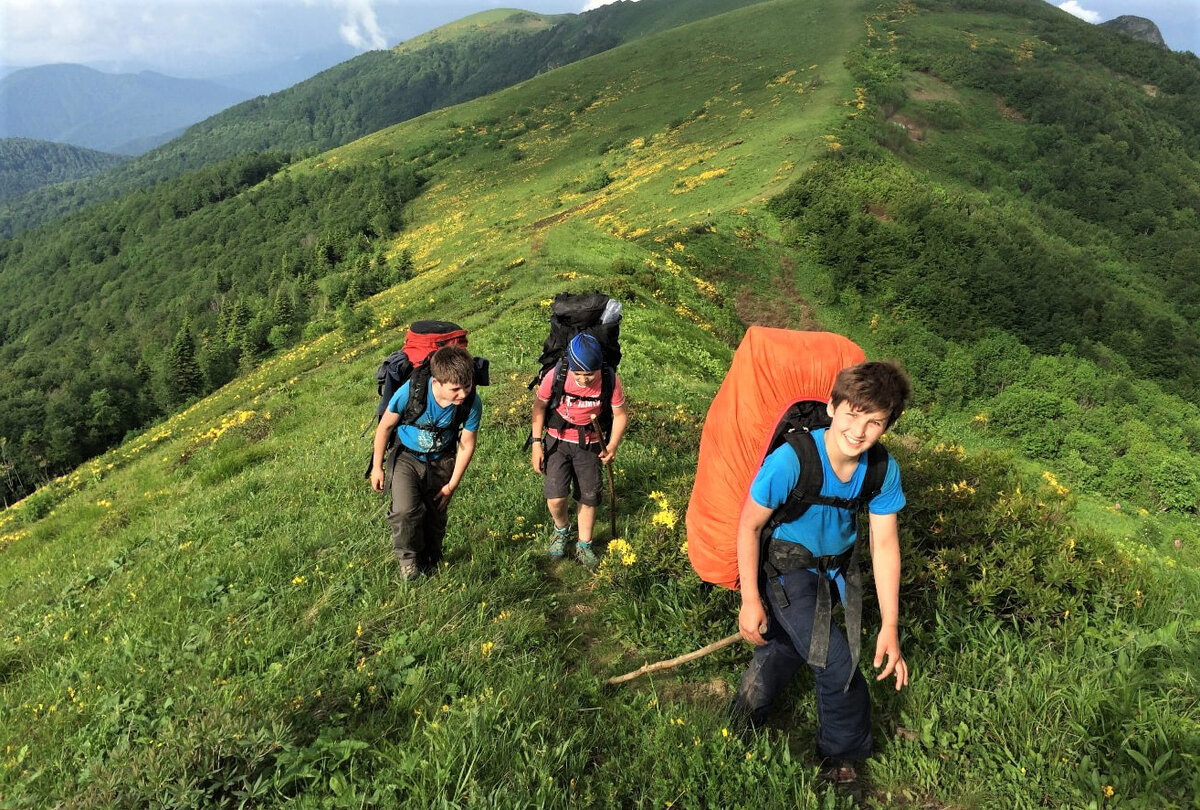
[530,334,628,566]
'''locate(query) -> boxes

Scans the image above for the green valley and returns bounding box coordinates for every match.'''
[0,0,1196,807]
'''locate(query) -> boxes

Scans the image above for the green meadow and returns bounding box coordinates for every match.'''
[2,1,1197,807]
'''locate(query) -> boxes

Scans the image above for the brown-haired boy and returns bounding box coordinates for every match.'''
[732,360,911,783]
[370,345,481,580]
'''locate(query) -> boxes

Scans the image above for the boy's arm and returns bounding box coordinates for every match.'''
[598,404,627,464]
[436,428,477,510]
[370,410,402,493]
[868,512,908,690]
[736,499,774,646]
[530,397,549,473]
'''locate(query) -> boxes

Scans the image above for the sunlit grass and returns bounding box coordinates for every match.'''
[2,0,1197,807]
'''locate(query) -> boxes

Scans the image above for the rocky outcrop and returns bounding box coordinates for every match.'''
[1098,15,1168,49]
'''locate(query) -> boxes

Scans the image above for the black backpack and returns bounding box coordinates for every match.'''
[760,400,889,538]
[527,292,622,445]
[529,292,622,385]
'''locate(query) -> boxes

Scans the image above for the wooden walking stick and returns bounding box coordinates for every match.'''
[606,632,742,685]
[590,415,618,539]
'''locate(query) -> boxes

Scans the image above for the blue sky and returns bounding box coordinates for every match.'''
[0,0,1195,79]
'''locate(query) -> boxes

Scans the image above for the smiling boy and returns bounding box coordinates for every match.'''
[370,345,481,580]
[731,360,911,784]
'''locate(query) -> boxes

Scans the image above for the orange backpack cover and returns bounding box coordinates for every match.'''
[685,327,867,589]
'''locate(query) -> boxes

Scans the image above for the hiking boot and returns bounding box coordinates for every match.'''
[547,525,570,558]
[574,540,598,568]
[819,759,858,785]
[398,558,421,581]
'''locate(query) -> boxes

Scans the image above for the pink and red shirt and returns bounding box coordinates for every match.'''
[537,370,625,444]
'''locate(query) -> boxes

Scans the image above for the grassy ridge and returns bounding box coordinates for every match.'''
[1,1,1196,807]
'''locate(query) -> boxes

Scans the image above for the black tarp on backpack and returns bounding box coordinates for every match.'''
[528,292,622,390]
[526,292,623,449]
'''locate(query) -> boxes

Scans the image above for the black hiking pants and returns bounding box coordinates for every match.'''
[733,568,872,761]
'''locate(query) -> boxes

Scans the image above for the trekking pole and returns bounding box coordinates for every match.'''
[606,632,742,685]
[590,415,618,540]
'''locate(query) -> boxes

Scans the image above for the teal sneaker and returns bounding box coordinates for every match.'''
[547,525,570,558]
[575,540,598,568]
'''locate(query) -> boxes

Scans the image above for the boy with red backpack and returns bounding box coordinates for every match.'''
[370,344,482,580]
[730,359,911,784]
[530,333,628,567]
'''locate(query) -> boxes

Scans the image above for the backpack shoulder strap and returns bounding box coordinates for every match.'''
[767,429,825,530]
[452,391,478,433]
[547,356,570,410]
[399,363,431,426]
[766,433,889,533]
[858,443,889,509]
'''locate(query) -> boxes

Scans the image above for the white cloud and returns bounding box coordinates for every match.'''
[581,0,634,10]
[336,0,388,50]
[1057,1,1102,24]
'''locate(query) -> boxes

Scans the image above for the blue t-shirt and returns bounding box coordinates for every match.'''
[749,428,904,558]
[387,381,482,459]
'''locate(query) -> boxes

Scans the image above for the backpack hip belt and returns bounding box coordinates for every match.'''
[761,536,865,694]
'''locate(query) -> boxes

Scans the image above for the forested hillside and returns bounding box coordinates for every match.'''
[0,0,770,503]
[765,0,1200,511]
[0,1,1195,807]
[0,0,768,239]
[0,151,420,502]
[0,139,129,201]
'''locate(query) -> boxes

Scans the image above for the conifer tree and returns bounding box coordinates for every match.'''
[166,322,204,404]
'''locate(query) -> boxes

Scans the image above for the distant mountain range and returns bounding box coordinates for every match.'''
[0,64,250,154]
[0,45,360,157]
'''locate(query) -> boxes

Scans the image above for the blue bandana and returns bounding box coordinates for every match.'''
[567,333,603,371]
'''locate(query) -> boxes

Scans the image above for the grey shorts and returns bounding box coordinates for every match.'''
[543,438,603,507]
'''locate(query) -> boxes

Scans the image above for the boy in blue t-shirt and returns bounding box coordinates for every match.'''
[369,346,482,580]
[732,361,911,785]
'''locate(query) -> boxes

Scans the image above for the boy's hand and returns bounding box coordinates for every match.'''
[531,443,545,474]
[370,466,385,493]
[738,599,768,646]
[598,445,616,465]
[873,627,908,690]
[435,482,456,510]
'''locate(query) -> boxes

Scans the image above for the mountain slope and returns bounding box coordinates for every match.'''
[0,64,250,154]
[0,0,787,503]
[0,0,769,239]
[0,1,1196,807]
[0,138,130,200]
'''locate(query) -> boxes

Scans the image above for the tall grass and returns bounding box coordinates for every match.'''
[2,0,1197,807]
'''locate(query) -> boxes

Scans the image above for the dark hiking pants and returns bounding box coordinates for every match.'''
[733,568,873,761]
[387,448,455,569]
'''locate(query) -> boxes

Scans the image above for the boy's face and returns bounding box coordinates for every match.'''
[431,378,472,408]
[570,369,599,387]
[825,400,889,460]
